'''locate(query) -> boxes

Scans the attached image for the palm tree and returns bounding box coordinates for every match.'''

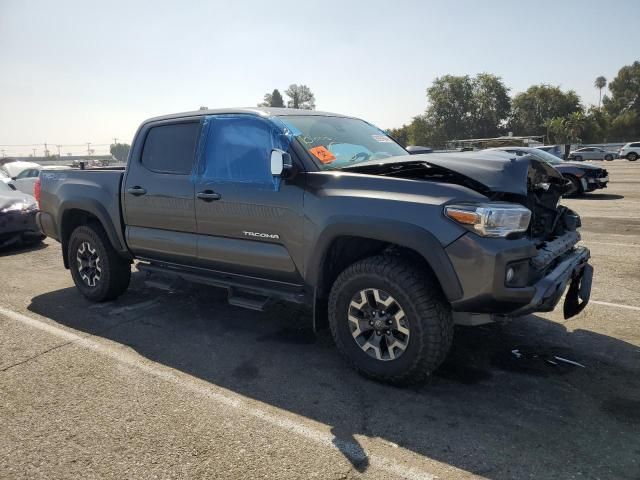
[594,76,606,109]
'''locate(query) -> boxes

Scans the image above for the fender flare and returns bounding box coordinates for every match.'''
[306,216,463,302]
[58,199,129,267]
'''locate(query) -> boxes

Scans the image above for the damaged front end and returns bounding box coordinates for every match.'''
[341,152,593,320]
[514,159,592,318]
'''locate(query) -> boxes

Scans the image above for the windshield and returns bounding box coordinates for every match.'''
[278,116,407,169]
[529,148,563,164]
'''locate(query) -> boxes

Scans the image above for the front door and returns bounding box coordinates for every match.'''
[193,114,305,285]
[122,119,200,264]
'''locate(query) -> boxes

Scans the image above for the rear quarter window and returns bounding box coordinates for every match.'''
[142,122,200,174]
[630,143,640,148]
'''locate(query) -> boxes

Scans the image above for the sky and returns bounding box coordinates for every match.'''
[1,0,639,156]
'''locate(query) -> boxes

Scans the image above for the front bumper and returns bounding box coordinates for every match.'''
[0,210,41,247]
[584,175,608,191]
[446,232,592,319]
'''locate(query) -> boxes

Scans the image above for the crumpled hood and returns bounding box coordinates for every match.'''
[558,161,602,170]
[0,189,36,211]
[344,150,559,196]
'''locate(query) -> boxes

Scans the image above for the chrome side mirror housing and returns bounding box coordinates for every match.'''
[270,149,293,177]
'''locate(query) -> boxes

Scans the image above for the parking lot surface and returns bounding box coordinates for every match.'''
[1,160,639,479]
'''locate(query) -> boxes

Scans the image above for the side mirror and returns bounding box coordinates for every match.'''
[405,146,433,155]
[270,149,293,178]
[11,176,17,181]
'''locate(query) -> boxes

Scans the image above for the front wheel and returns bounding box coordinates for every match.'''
[628,152,638,161]
[328,255,453,385]
[604,154,613,161]
[574,155,583,162]
[68,224,131,302]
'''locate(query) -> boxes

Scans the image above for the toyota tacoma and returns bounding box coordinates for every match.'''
[36,108,593,384]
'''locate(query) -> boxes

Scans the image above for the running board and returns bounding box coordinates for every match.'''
[137,262,309,307]
[227,289,270,311]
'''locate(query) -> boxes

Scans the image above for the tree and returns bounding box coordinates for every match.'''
[470,73,511,138]
[258,89,285,108]
[424,75,475,140]
[285,84,316,110]
[603,61,640,140]
[422,73,510,141]
[509,84,582,136]
[110,143,130,162]
[594,76,606,109]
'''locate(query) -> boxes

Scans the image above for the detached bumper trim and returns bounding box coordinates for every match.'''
[509,246,591,318]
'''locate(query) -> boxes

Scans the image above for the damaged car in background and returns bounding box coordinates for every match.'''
[488,146,609,196]
[0,181,43,248]
[36,108,593,384]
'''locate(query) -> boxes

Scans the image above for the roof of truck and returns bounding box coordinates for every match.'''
[143,107,352,125]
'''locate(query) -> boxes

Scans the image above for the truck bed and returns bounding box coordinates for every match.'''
[38,168,127,255]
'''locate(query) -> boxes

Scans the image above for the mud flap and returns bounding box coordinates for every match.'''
[563,263,593,319]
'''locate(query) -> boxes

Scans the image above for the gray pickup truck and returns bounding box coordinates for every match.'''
[37,108,593,384]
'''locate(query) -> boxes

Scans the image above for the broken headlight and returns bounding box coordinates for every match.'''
[444,203,531,238]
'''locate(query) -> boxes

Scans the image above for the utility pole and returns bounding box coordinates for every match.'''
[87,142,92,157]
[44,142,50,157]
[32,148,37,157]
[113,137,118,145]
[56,145,61,157]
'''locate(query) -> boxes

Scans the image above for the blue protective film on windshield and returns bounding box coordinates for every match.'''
[195,114,294,189]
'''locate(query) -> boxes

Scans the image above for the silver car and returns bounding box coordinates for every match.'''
[568,147,616,161]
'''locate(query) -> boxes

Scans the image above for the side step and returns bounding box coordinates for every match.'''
[227,288,269,311]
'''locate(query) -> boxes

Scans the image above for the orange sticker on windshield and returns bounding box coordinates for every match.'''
[309,146,336,164]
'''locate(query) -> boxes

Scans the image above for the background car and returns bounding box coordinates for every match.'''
[0,181,43,248]
[0,161,41,183]
[568,147,616,161]
[11,165,71,195]
[487,146,609,196]
[618,142,640,161]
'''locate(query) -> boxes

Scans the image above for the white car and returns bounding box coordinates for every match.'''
[0,161,41,183]
[11,165,71,195]
[568,147,616,161]
[618,142,640,161]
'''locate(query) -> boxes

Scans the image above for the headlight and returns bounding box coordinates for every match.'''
[444,203,531,237]
[1,201,37,213]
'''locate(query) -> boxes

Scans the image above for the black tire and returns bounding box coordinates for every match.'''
[604,154,613,161]
[565,176,582,196]
[628,152,638,161]
[574,155,583,162]
[328,255,453,385]
[68,224,131,302]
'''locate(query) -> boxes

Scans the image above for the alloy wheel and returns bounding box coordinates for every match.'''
[348,288,410,361]
[76,241,102,287]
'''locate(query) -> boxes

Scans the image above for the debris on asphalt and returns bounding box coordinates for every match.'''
[553,356,586,368]
[509,348,586,369]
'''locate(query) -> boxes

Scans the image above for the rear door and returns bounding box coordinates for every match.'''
[193,114,305,285]
[122,118,201,264]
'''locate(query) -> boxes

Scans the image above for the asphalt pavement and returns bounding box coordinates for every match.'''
[1,160,639,479]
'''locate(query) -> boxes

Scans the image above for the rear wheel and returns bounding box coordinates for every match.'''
[68,224,131,302]
[574,155,583,162]
[628,152,638,161]
[328,255,453,385]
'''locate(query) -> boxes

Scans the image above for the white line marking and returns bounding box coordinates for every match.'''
[0,306,436,480]
[591,300,640,312]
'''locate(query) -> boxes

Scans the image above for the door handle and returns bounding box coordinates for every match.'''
[197,190,222,201]
[127,186,147,196]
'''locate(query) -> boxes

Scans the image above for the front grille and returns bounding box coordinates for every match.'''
[586,169,607,178]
